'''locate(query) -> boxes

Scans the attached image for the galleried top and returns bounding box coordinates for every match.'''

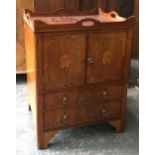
[23,8,135,32]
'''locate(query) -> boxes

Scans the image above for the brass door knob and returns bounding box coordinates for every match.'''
[62,114,69,123]
[87,57,94,64]
[62,95,68,105]
[101,108,109,117]
[101,90,109,99]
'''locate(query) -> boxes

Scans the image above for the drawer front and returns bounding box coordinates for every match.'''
[44,108,75,129]
[85,83,123,102]
[43,101,122,130]
[88,102,122,121]
[44,88,85,110]
[43,83,123,110]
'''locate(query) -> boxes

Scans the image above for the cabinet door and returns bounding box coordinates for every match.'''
[43,34,85,90]
[87,31,126,84]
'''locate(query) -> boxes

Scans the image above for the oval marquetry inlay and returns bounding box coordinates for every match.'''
[82,21,95,27]
[102,51,111,65]
[60,54,71,69]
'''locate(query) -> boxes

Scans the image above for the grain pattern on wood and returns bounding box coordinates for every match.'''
[24,20,37,120]
[43,33,86,90]
[85,83,123,102]
[43,82,123,110]
[43,88,85,110]
[24,9,135,149]
[44,101,122,130]
[87,31,126,84]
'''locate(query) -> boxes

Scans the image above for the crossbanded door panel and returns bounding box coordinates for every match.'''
[87,31,127,84]
[43,33,86,90]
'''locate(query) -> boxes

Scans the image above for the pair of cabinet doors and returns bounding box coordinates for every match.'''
[42,30,127,90]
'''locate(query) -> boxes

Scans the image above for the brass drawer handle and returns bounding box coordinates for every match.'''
[62,114,69,123]
[101,90,109,99]
[101,108,109,117]
[87,57,94,65]
[62,95,68,105]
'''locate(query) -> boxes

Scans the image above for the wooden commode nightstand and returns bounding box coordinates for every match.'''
[24,8,135,149]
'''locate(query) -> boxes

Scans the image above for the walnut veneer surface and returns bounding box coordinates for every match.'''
[24,8,135,149]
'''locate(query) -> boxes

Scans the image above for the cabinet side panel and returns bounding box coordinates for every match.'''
[24,21,37,121]
[121,28,134,118]
[24,23,46,148]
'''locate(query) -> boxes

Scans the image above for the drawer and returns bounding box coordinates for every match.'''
[44,88,85,110]
[87,101,122,121]
[43,83,123,110]
[85,83,123,102]
[74,101,122,123]
[43,101,122,130]
[43,108,76,129]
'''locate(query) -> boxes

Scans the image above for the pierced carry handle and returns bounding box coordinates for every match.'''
[109,11,119,18]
